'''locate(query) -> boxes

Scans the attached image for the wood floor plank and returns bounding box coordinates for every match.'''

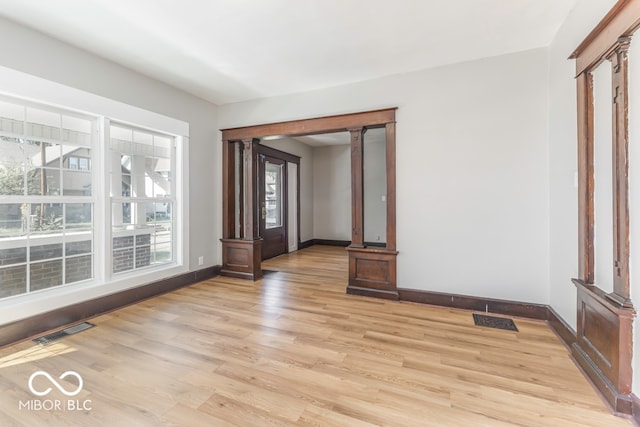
[0,245,631,426]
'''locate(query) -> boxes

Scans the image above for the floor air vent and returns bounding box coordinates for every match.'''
[33,322,95,344]
[472,314,518,332]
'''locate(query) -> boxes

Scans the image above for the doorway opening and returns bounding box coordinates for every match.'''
[220,108,398,299]
[256,144,300,260]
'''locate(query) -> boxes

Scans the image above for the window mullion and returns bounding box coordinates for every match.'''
[97,117,110,281]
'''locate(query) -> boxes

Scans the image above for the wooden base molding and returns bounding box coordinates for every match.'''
[346,246,398,300]
[632,394,640,426]
[312,239,350,247]
[546,305,577,349]
[299,239,384,249]
[0,265,221,349]
[398,288,549,319]
[299,239,315,250]
[220,238,263,280]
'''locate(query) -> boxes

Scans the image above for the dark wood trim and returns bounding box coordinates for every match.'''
[299,239,385,249]
[577,72,595,283]
[221,108,397,141]
[632,393,640,425]
[609,38,632,305]
[385,122,397,251]
[221,108,398,289]
[347,286,398,300]
[573,343,633,414]
[299,239,315,250]
[349,127,365,248]
[255,143,301,259]
[221,238,263,280]
[570,4,638,414]
[238,142,244,239]
[0,266,222,349]
[296,158,301,254]
[256,143,301,163]
[364,241,386,248]
[222,139,232,239]
[546,306,577,350]
[313,239,350,247]
[347,247,398,299]
[242,139,259,240]
[572,279,635,414]
[569,0,640,75]
[397,288,548,320]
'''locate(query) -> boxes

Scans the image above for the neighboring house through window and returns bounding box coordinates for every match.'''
[0,94,183,301]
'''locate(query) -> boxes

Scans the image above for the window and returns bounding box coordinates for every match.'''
[109,124,175,273]
[0,99,94,298]
[0,94,182,301]
[264,161,282,229]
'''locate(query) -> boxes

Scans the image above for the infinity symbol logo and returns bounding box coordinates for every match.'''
[28,371,83,397]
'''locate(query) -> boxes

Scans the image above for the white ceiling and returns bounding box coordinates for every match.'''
[0,0,579,105]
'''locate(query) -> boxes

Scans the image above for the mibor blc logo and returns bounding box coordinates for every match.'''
[19,370,92,412]
[29,371,83,396]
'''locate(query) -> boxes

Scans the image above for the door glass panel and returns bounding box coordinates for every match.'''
[265,161,282,229]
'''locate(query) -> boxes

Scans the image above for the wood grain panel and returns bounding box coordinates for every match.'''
[582,299,617,370]
[573,281,635,414]
[355,258,390,283]
[226,246,249,267]
[221,238,263,280]
[221,108,396,141]
[347,247,398,299]
[570,0,640,75]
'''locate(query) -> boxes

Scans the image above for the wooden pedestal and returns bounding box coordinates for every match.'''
[346,246,398,300]
[572,279,635,414]
[220,238,263,280]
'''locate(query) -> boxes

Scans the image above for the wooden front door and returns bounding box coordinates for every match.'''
[259,154,287,260]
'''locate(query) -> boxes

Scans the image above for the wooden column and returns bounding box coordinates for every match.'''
[570,11,637,413]
[577,72,595,284]
[349,127,365,248]
[385,122,397,252]
[609,37,632,307]
[220,108,398,286]
[242,138,259,240]
[222,140,234,239]
[220,138,262,280]
[346,124,398,300]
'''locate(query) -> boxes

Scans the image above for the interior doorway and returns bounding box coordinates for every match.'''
[220,108,398,300]
[256,143,300,260]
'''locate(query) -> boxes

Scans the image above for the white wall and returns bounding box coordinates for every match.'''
[261,138,314,242]
[0,17,219,323]
[220,47,551,303]
[547,0,619,329]
[592,63,614,294]
[364,129,387,244]
[312,145,351,241]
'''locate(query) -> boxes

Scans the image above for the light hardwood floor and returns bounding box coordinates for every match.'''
[0,246,632,426]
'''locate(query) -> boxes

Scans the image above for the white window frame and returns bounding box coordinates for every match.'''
[0,67,189,325]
